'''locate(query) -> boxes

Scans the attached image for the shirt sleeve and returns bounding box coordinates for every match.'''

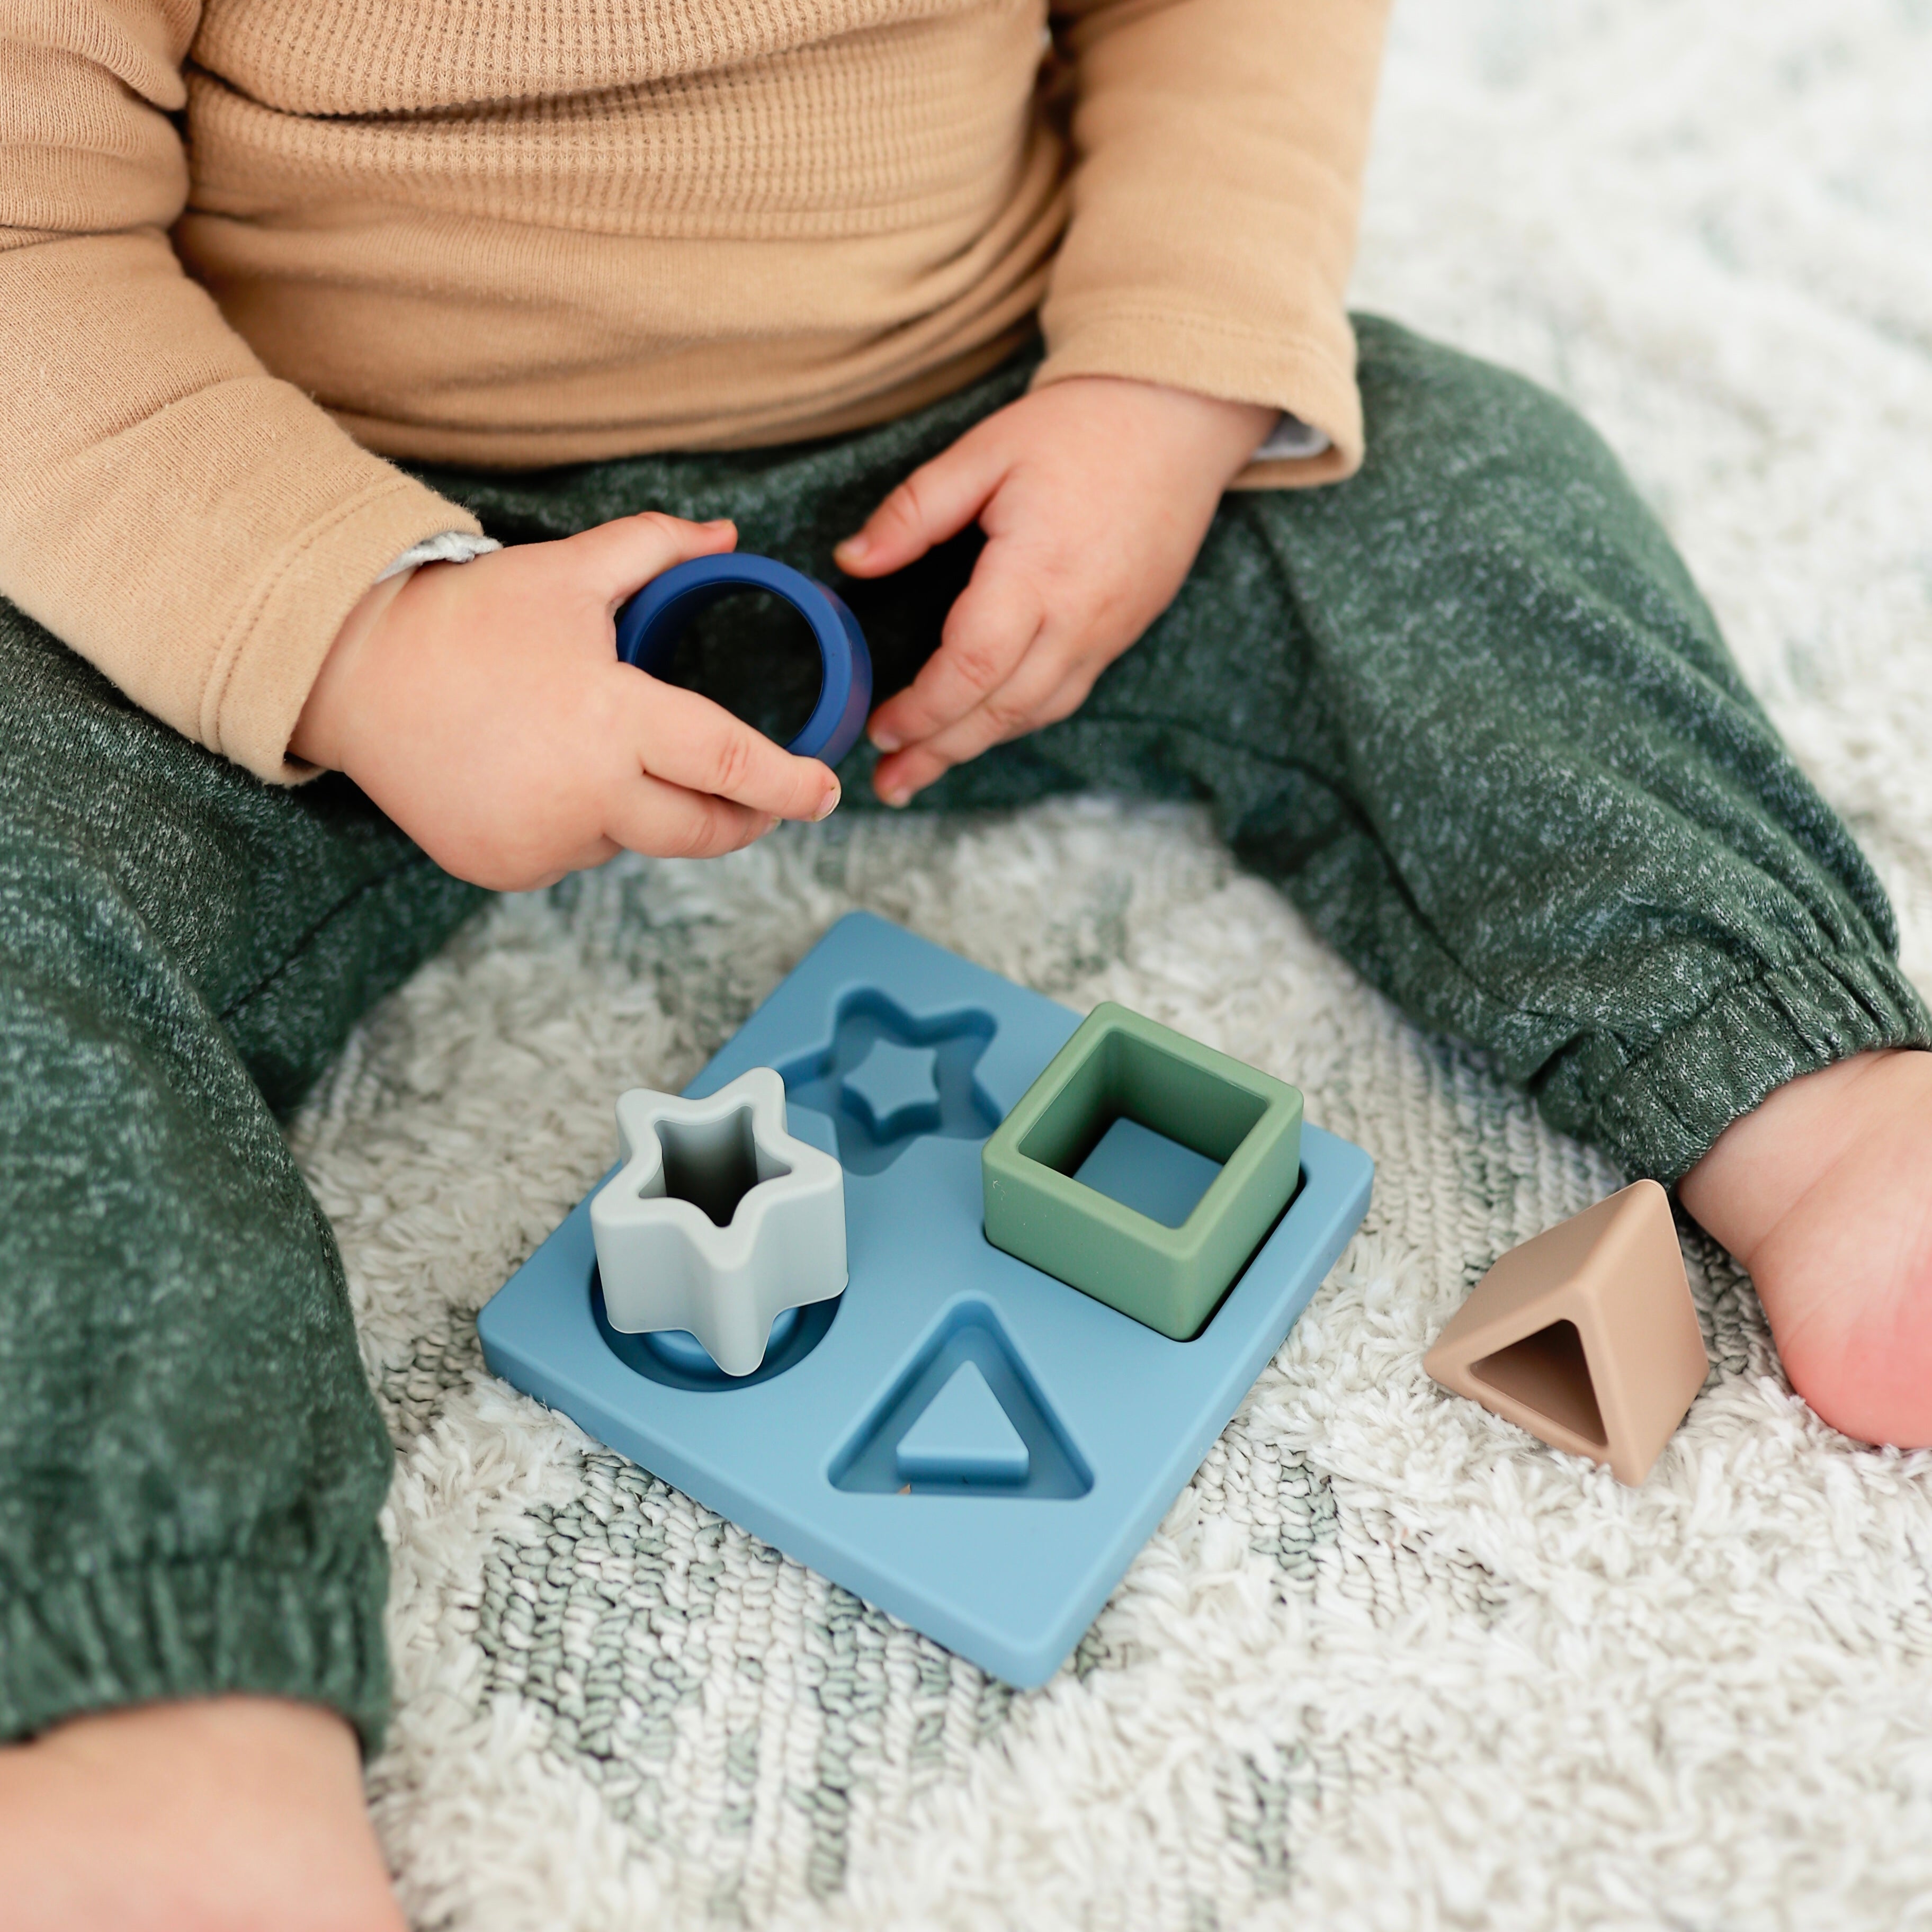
[1039,0,1393,487]
[0,2,484,782]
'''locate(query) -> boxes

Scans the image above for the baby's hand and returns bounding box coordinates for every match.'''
[292,513,841,890]
[834,377,1275,804]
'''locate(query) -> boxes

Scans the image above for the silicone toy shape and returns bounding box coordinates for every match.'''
[982,1003,1303,1340]
[591,1067,847,1376]
[479,911,1375,1686]
[614,553,873,765]
[1424,1179,1710,1485]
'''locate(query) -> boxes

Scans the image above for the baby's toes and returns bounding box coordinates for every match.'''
[1751,1050,1932,1447]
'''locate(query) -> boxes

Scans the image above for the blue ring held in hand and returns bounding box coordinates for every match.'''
[614,554,874,767]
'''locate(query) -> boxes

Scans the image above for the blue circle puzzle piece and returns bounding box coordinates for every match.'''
[614,553,874,766]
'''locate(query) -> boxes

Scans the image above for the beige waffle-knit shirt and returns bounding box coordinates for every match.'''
[1,1,1390,781]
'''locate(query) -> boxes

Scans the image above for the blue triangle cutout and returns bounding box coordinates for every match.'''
[895,1362,1030,1483]
[830,1301,1090,1498]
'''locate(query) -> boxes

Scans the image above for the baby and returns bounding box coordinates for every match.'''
[2,2,1927,1925]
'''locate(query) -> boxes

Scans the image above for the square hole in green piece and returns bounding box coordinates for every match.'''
[981,1003,1303,1340]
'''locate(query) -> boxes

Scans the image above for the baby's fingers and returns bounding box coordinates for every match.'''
[873,657,1088,806]
[866,560,1044,755]
[628,678,841,821]
[834,434,1005,578]
[603,773,782,862]
[568,511,738,609]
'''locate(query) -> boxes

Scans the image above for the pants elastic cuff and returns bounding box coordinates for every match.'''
[1549,949,1932,1184]
[0,1539,391,1755]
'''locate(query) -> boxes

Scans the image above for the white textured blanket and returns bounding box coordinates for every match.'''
[299,3,1932,1923]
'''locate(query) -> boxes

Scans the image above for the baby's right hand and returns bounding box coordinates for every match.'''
[291,513,841,891]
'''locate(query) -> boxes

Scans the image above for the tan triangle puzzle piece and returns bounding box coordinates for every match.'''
[1425,1180,1710,1485]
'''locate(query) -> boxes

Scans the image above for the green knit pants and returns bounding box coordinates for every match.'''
[2,318,1923,1748]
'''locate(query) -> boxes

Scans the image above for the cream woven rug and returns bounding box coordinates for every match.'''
[294,3,1932,1924]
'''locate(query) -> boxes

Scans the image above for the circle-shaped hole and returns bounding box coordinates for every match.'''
[592,1269,839,1391]
[644,1306,800,1376]
[654,589,824,748]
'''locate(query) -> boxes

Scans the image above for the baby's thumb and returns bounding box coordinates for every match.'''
[570,511,737,608]
[834,441,1000,578]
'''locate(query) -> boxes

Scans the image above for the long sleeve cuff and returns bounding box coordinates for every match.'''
[0,1538,392,1755]
[1036,0,1391,489]
[0,232,486,784]
[1032,307,1364,487]
[202,460,490,783]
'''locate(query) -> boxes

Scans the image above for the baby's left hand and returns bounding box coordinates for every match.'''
[835,377,1276,804]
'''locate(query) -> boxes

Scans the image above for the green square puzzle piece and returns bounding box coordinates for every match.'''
[981,1003,1304,1340]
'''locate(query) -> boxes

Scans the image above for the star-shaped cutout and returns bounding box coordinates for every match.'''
[780,994,997,1175]
[841,1037,941,1140]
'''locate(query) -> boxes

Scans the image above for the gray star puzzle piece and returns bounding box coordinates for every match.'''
[590,1067,847,1376]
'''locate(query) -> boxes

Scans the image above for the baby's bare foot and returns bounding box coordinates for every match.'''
[0,1695,406,1932]
[1681,1048,1932,1447]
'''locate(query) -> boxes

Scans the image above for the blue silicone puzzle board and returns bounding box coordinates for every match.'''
[478,911,1373,1686]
